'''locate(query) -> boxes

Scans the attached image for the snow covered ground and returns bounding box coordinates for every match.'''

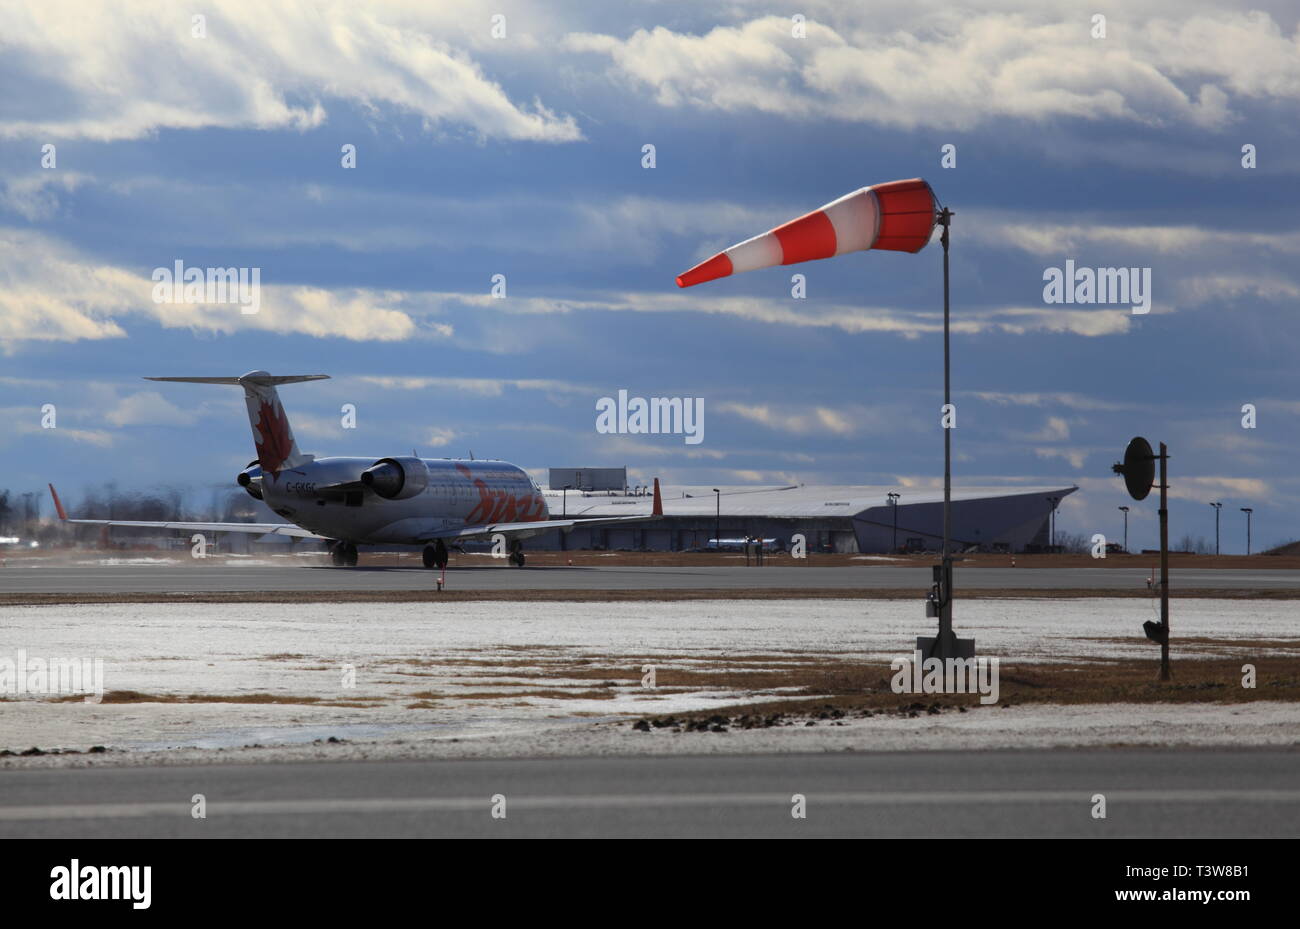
[0,598,1295,762]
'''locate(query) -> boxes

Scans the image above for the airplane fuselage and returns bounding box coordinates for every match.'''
[260,457,549,545]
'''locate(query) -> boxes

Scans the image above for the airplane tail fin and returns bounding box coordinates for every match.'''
[145,371,328,475]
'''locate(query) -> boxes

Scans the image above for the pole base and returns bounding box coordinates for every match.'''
[917,635,975,661]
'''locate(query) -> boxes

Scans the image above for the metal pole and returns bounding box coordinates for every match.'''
[939,207,954,648]
[1159,442,1170,681]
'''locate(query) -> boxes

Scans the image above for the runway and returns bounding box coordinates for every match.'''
[5,562,1300,597]
[2,749,1296,838]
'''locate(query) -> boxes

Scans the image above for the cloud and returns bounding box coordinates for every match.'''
[1179,274,1300,304]
[0,172,90,221]
[980,219,1300,258]
[0,0,580,142]
[1028,416,1071,441]
[424,427,460,448]
[1166,475,1272,501]
[717,401,858,436]
[357,375,587,396]
[1033,446,1087,469]
[451,290,1132,338]
[13,421,114,447]
[972,391,1132,412]
[105,391,198,427]
[565,9,1300,130]
[0,230,438,348]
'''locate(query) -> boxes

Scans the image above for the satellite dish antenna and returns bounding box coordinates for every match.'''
[1112,436,1155,501]
[1110,434,1171,682]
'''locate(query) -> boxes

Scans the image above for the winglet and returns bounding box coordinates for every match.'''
[652,478,663,517]
[48,483,67,521]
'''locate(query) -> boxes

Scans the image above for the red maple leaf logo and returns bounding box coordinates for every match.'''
[255,400,293,475]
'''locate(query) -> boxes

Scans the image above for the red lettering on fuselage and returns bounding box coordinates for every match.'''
[462,472,546,526]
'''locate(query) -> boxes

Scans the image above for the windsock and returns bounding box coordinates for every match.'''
[676,178,937,288]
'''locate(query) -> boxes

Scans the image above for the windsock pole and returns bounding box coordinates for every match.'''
[926,206,967,661]
[672,180,971,658]
[940,208,954,652]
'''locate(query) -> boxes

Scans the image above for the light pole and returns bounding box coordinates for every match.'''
[713,488,721,550]
[562,485,571,517]
[887,492,900,553]
[1210,502,1221,555]
[1046,496,1060,551]
[1118,505,1129,554]
[1241,507,1253,555]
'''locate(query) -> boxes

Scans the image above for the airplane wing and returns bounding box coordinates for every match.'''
[48,484,327,540]
[429,514,655,543]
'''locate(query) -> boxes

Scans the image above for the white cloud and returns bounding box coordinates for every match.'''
[717,401,858,436]
[1179,274,1300,304]
[0,173,91,221]
[972,391,1131,412]
[1033,446,1087,469]
[424,427,460,448]
[105,391,198,427]
[979,219,1300,258]
[0,230,439,348]
[1167,475,1271,501]
[0,0,580,143]
[1028,416,1071,441]
[450,290,1132,338]
[565,9,1300,130]
[13,421,114,446]
[358,376,587,395]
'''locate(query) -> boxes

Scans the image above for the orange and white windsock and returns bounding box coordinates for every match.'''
[676,178,937,288]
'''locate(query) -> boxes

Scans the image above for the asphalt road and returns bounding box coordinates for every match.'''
[1,749,1296,838]
[4,563,1300,595]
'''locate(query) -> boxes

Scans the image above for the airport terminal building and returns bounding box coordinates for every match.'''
[536,469,1077,554]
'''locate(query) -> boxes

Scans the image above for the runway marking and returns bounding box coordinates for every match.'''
[2,789,1298,820]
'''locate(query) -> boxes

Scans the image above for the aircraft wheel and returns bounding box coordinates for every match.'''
[330,543,345,566]
[434,540,448,570]
[422,545,437,569]
[344,543,359,567]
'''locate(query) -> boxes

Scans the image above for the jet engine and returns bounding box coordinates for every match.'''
[360,456,429,500]
[237,461,264,500]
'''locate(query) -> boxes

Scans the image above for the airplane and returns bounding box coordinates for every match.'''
[48,370,663,568]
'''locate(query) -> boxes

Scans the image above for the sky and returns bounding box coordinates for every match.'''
[1,0,1298,552]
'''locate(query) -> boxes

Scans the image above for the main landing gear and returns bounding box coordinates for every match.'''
[508,539,526,567]
[422,540,449,570]
[330,541,358,566]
